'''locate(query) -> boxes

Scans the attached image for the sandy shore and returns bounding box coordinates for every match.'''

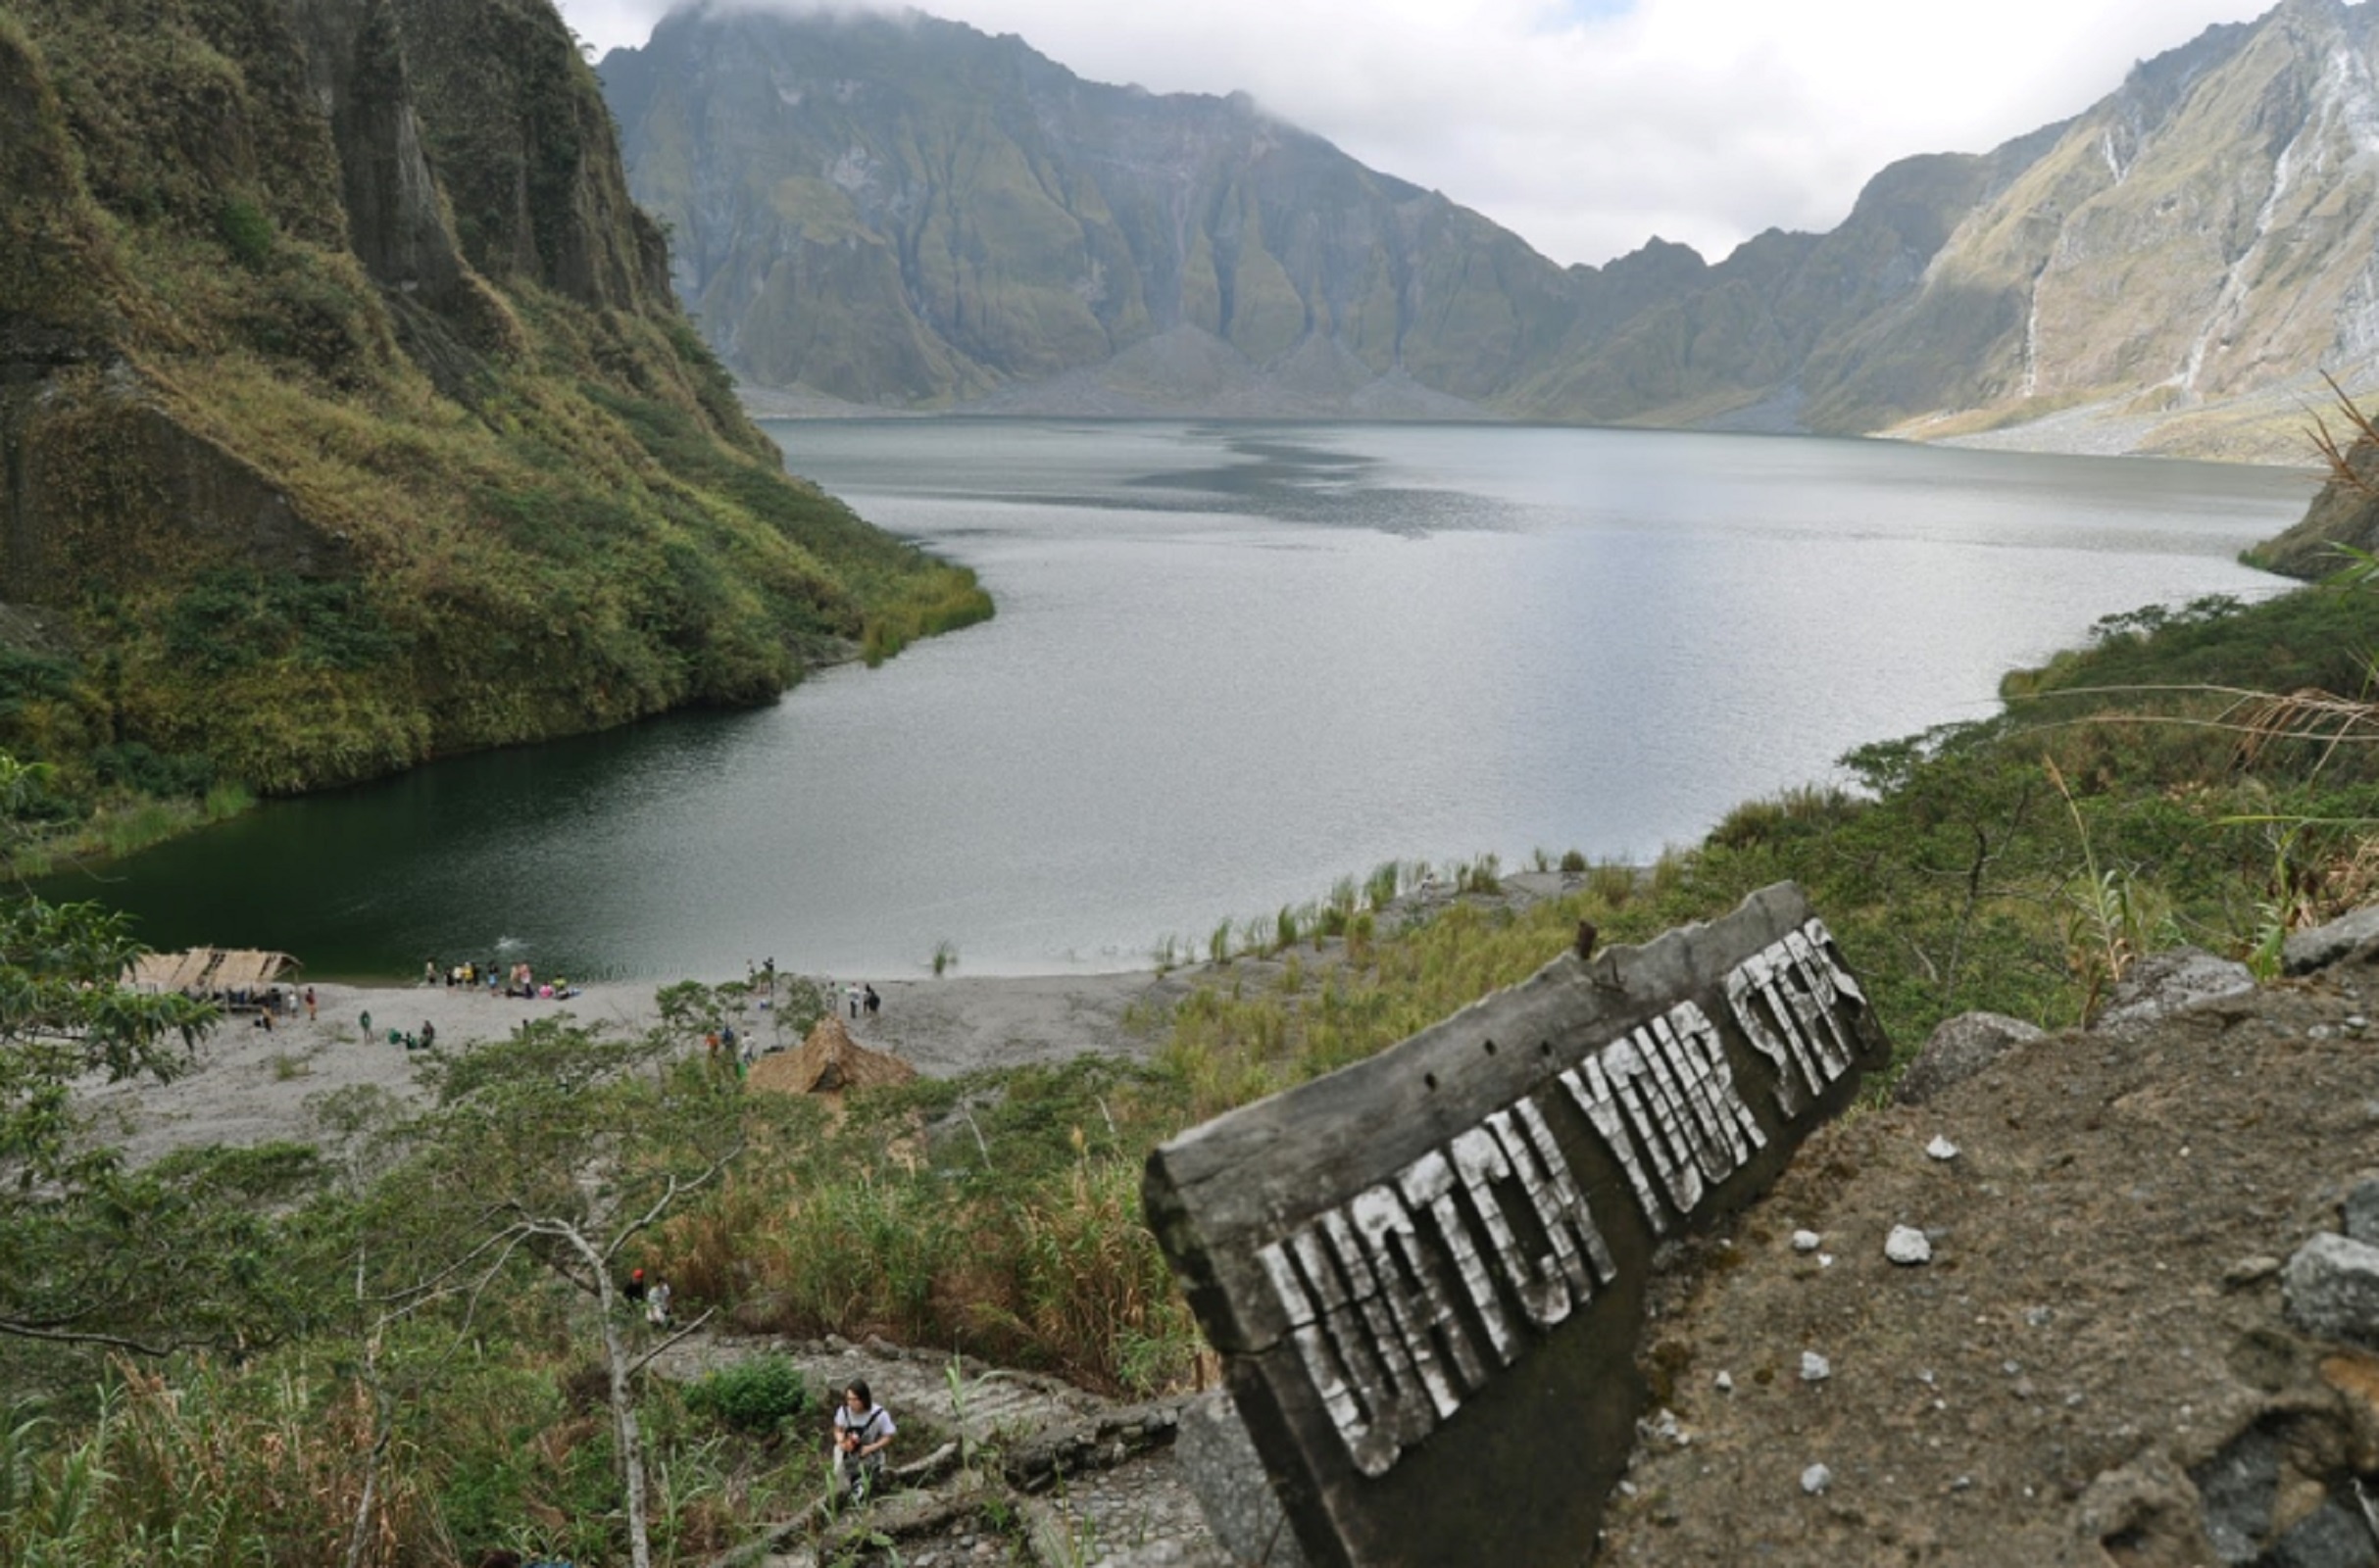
[79,870,1577,1166]
[79,966,1199,1168]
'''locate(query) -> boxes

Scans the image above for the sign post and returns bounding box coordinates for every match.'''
[1143,883,1890,1568]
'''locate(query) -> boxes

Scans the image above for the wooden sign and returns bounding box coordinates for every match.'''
[1143,883,1890,1568]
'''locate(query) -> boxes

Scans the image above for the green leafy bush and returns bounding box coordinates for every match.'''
[216,196,273,269]
[92,741,216,799]
[683,1354,811,1437]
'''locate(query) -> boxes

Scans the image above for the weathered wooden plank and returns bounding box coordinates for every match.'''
[1143,882,1890,1568]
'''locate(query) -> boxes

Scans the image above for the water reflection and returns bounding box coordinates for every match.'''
[57,421,2309,980]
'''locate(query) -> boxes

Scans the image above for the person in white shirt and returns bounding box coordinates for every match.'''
[831,1380,895,1500]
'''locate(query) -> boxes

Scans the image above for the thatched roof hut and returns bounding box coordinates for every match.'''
[748,1015,917,1097]
[126,947,298,997]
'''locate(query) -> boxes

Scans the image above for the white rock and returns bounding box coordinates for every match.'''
[1801,1350,1832,1383]
[1792,1229,1822,1252]
[1886,1226,1933,1265]
[1714,1370,1734,1393]
[1801,1463,1833,1494]
[2285,1232,2379,1345]
[1926,1136,1959,1161]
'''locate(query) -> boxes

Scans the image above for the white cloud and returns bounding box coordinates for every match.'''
[555,0,2292,267]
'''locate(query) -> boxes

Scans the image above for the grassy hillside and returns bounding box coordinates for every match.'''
[0,0,988,856]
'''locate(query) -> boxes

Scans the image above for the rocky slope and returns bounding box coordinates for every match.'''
[597,5,2045,431]
[0,0,982,800]
[603,0,2379,462]
[1870,0,2379,462]
[1586,931,2379,1566]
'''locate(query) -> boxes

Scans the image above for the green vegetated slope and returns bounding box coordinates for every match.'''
[0,0,988,830]
[2255,425,2379,578]
[606,0,2379,459]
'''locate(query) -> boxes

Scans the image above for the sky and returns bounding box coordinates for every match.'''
[551,0,2291,269]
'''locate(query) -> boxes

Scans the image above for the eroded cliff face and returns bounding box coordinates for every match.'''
[1825,0,2379,449]
[593,7,2080,431]
[0,0,972,796]
[606,0,2379,459]
[600,10,1564,413]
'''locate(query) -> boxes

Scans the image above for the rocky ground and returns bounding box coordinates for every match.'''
[1592,932,2379,1568]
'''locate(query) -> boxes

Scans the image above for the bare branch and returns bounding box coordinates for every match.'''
[604,1139,744,1264]
[0,1316,176,1357]
[626,1306,718,1378]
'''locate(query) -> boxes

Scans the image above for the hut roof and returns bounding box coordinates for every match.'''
[126,947,298,996]
[748,1015,917,1097]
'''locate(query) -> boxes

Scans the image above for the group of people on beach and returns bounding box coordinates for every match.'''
[421,957,579,1001]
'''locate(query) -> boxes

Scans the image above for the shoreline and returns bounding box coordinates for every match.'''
[82,868,1571,1167]
[81,966,1199,1170]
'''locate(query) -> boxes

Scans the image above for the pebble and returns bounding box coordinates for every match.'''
[1801,1463,1833,1495]
[1926,1136,1959,1161]
[1885,1226,1933,1265]
[2223,1255,2281,1289]
[1801,1350,1832,1383]
[1792,1229,1822,1252]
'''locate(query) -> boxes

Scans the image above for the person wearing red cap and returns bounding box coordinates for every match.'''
[623,1267,647,1306]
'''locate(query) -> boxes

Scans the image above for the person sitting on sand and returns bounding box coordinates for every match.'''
[831,1380,895,1501]
[421,1021,436,1052]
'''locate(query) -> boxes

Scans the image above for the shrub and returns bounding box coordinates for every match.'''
[216,196,274,269]
[683,1354,811,1437]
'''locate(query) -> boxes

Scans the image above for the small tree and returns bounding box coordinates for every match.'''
[390,1019,745,1568]
[0,749,223,1354]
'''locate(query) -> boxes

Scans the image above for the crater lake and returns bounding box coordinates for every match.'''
[57,421,2309,979]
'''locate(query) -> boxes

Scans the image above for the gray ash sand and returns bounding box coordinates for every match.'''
[78,967,1196,1168]
[77,869,1575,1167]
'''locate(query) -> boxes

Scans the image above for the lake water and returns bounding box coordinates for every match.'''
[61,421,2310,980]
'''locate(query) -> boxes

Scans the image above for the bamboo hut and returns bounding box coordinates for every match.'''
[747,1015,917,1098]
[126,947,298,1001]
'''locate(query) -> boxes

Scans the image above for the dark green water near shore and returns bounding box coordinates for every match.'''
[54,421,2307,981]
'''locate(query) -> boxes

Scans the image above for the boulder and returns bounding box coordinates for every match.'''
[2092,948,2255,1031]
[2286,906,2379,976]
[2347,1176,2379,1247]
[1895,1011,2044,1103]
[2285,1233,2379,1347]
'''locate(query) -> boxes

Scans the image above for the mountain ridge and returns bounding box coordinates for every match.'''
[605,0,2379,463]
